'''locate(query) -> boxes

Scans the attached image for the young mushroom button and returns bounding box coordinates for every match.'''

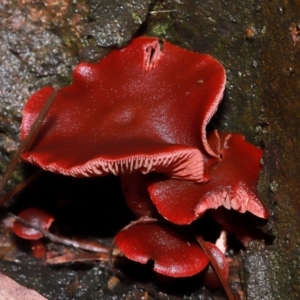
[13,208,54,258]
[13,208,54,240]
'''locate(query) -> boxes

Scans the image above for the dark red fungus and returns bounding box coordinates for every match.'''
[120,172,159,218]
[148,131,268,225]
[16,35,268,293]
[115,219,209,277]
[202,242,228,289]
[30,240,47,258]
[13,208,54,258]
[20,37,225,183]
[13,208,54,240]
[209,207,269,247]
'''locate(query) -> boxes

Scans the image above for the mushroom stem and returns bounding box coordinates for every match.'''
[31,240,46,258]
[194,233,235,300]
[10,213,110,254]
[0,90,57,202]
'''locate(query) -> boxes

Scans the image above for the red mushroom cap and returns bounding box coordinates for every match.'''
[209,207,269,247]
[21,37,225,182]
[202,242,228,289]
[148,131,268,225]
[13,208,54,240]
[115,219,209,277]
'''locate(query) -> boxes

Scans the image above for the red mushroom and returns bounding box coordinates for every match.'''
[202,242,229,289]
[115,218,209,277]
[20,37,225,183]
[148,131,268,225]
[13,208,54,258]
[13,208,54,240]
[209,207,269,247]
[13,208,112,257]
[15,36,268,296]
[119,130,220,218]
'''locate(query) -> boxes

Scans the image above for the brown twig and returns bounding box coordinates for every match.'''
[194,233,235,300]
[46,252,110,264]
[0,89,57,203]
[10,213,111,254]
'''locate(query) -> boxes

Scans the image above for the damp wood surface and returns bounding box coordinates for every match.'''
[0,0,300,299]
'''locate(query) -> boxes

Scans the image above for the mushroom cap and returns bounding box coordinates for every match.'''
[115,219,209,277]
[148,131,268,225]
[209,207,269,247]
[21,37,225,182]
[202,242,228,289]
[13,208,54,240]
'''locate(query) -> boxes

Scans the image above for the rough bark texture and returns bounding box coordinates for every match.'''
[0,0,300,299]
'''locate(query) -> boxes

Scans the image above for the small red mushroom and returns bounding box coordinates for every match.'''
[20,37,226,183]
[148,131,268,225]
[115,218,210,278]
[13,208,54,258]
[13,208,54,240]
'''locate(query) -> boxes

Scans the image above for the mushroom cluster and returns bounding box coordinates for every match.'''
[18,37,268,288]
